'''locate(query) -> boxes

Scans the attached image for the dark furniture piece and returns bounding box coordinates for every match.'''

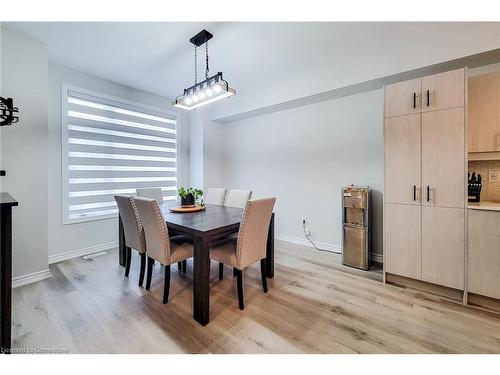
[118,204,275,326]
[0,193,18,354]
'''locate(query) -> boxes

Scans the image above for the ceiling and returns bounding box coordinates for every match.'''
[5,22,500,112]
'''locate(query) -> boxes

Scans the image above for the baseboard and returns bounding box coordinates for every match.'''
[49,241,118,264]
[12,269,52,289]
[275,234,341,253]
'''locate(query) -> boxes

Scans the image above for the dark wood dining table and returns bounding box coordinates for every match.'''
[118,203,275,326]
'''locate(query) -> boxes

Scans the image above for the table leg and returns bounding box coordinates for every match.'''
[266,213,275,279]
[118,215,126,267]
[1,206,13,354]
[193,236,210,326]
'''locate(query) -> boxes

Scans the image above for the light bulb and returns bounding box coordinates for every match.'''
[184,96,193,105]
[213,84,222,93]
[198,90,206,100]
[192,94,199,103]
[205,87,213,96]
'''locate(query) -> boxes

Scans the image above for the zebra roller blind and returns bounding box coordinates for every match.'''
[62,87,177,223]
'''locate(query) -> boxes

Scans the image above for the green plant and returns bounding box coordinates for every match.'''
[177,187,204,206]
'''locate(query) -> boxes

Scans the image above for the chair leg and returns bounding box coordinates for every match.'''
[219,262,224,280]
[182,259,187,273]
[163,265,171,304]
[236,269,244,310]
[138,253,146,287]
[260,259,268,293]
[145,256,154,290]
[233,267,237,277]
[177,262,182,272]
[124,247,132,277]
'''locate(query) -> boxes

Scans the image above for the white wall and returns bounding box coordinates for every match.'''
[215,90,384,255]
[48,63,189,261]
[1,27,49,278]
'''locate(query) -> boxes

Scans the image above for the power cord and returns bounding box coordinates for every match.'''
[302,220,333,253]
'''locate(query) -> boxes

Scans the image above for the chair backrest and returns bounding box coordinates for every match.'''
[225,189,252,208]
[205,188,227,205]
[114,195,146,253]
[136,188,163,204]
[236,197,276,269]
[133,197,171,264]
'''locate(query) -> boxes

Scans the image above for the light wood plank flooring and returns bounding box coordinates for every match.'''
[11,241,500,353]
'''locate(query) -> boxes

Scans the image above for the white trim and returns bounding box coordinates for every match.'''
[12,269,52,289]
[275,234,341,253]
[275,234,384,263]
[49,241,118,264]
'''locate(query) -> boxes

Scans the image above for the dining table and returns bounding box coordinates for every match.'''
[118,203,275,326]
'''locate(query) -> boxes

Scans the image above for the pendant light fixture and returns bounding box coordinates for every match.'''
[173,29,236,110]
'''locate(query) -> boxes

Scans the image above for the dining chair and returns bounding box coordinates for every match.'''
[133,197,194,304]
[210,197,276,310]
[225,189,252,208]
[136,187,163,204]
[114,195,147,287]
[205,187,227,205]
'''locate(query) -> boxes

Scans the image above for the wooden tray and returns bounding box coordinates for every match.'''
[168,205,206,213]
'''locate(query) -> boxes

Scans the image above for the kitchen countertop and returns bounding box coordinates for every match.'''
[468,201,500,212]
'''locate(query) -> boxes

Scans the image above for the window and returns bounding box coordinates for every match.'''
[62,86,178,224]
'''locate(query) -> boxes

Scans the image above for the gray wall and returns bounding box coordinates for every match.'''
[1,27,49,278]
[216,90,384,255]
[48,63,189,260]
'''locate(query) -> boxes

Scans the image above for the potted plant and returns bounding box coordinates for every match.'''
[178,187,204,207]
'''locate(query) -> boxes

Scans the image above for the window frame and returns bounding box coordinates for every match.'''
[61,83,180,225]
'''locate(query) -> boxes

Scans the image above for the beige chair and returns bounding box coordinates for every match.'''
[225,189,252,209]
[136,187,163,204]
[114,195,147,286]
[210,197,276,310]
[133,196,194,303]
[205,188,227,205]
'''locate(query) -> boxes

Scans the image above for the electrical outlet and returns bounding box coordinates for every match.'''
[489,170,498,183]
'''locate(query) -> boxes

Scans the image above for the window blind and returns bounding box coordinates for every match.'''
[63,88,177,223]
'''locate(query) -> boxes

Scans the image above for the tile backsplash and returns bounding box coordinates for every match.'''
[469,160,500,202]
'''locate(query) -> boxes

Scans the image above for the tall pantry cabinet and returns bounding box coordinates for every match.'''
[384,68,467,292]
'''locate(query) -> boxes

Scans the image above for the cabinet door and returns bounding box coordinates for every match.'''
[385,204,422,280]
[422,108,465,208]
[468,71,500,153]
[385,78,421,117]
[421,68,465,112]
[422,206,465,290]
[468,210,500,299]
[385,114,421,205]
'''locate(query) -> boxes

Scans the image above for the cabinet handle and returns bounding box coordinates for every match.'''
[413,185,417,201]
[426,186,430,202]
[413,93,416,109]
[426,90,430,107]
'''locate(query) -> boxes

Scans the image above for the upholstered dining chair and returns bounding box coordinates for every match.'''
[133,197,194,304]
[136,187,163,204]
[210,197,276,310]
[205,187,227,205]
[114,195,147,287]
[225,189,252,209]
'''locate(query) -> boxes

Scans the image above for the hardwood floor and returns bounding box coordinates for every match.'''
[11,240,500,353]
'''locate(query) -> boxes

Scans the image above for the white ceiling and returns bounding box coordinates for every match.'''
[5,22,500,112]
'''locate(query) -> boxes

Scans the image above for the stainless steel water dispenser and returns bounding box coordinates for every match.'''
[342,186,370,270]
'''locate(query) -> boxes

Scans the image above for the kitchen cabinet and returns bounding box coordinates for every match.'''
[385,204,422,280]
[421,206,465,290]
[384,78,421,117]
[422,108,466,208]
[468,209,500,300]
[385,114,421,205]
[468,71,500,153]
[384,68,466,293]
[421,68,465,112]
